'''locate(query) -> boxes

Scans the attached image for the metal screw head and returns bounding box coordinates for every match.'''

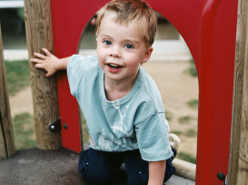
[49,123,56,132]
[50,125,55,130]
[48,119,61,133]
[217,172,225,181]
[64,123,68,129]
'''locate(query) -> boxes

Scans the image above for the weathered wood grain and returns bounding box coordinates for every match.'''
[24,0,61,149]
[0,27,16,159]
[228,0,248,184]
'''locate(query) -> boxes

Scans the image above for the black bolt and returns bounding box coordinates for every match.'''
[48,119,61,133]
[49,123,57,132]
[64,123,68,129]
[217,173,225,181]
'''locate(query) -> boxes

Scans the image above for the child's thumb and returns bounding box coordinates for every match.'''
[46,72,52,77]
[46,70,56,77]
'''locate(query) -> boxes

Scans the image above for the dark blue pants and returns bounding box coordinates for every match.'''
[78,148,176,185]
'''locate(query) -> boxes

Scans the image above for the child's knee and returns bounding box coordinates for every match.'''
[78,149,112,185]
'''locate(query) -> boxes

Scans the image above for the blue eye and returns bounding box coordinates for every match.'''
[103,40,112,45]
[125,43,134,49]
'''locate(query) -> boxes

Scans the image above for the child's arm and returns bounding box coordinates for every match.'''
[148,160,166,185]
[30,48,70,77]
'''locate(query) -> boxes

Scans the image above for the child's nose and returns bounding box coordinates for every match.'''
[109,45,121,58]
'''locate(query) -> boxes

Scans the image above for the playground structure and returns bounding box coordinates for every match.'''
[0,0,248,184]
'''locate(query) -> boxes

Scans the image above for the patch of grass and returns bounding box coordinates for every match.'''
[184,128,197,137]
[178,115,193,124]
[13,112,36,150]
[177,152,196,164]
[165,111,173,121]
[5,60,30,96]
[186,59,197,78]
[171,130,182,136]
[187,99,198,109]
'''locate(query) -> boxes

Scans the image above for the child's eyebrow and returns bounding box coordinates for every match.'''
[122,39,140,45]
[100,34,112,38]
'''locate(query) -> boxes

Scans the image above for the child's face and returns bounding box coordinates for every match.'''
[96,11,152,84]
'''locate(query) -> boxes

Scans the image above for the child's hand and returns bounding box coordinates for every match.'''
[30,48,60,77]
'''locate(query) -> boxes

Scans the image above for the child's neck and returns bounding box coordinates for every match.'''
[104,76,137,101]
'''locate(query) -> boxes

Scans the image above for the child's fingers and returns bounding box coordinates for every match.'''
[30,58,46,64]
[34,63,45,69]
[33,52,46,59]
[42,48,52,56]
[30,58,42,63]
[45,71,53,77]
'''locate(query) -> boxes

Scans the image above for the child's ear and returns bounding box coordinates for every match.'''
[141,47,153,65]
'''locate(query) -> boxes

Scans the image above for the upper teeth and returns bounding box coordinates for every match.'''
[109,63,120,68]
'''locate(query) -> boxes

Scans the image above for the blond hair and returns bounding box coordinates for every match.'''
[96,0,157,47]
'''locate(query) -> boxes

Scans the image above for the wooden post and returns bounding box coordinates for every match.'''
[24,0,61,149]
[0,27,16,159]
[227,0,248,184]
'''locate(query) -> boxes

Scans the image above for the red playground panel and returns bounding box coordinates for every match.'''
[51,0,238,184]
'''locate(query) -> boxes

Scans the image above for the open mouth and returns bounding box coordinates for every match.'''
[107,63,122,69]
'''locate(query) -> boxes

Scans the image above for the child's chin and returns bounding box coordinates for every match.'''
[105,74,122,81]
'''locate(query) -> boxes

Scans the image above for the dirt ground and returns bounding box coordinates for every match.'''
[0,149,85,185]
[0,148,195,185]
[9,60,198,158]
[143,61,198,158]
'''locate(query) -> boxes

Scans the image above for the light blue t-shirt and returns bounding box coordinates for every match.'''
[67,55,173,161]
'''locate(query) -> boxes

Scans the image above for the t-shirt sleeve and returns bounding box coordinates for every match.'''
[67,55,96,98]
[135,108,173,161]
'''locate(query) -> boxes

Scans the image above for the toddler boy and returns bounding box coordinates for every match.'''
[31,0,176,184]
